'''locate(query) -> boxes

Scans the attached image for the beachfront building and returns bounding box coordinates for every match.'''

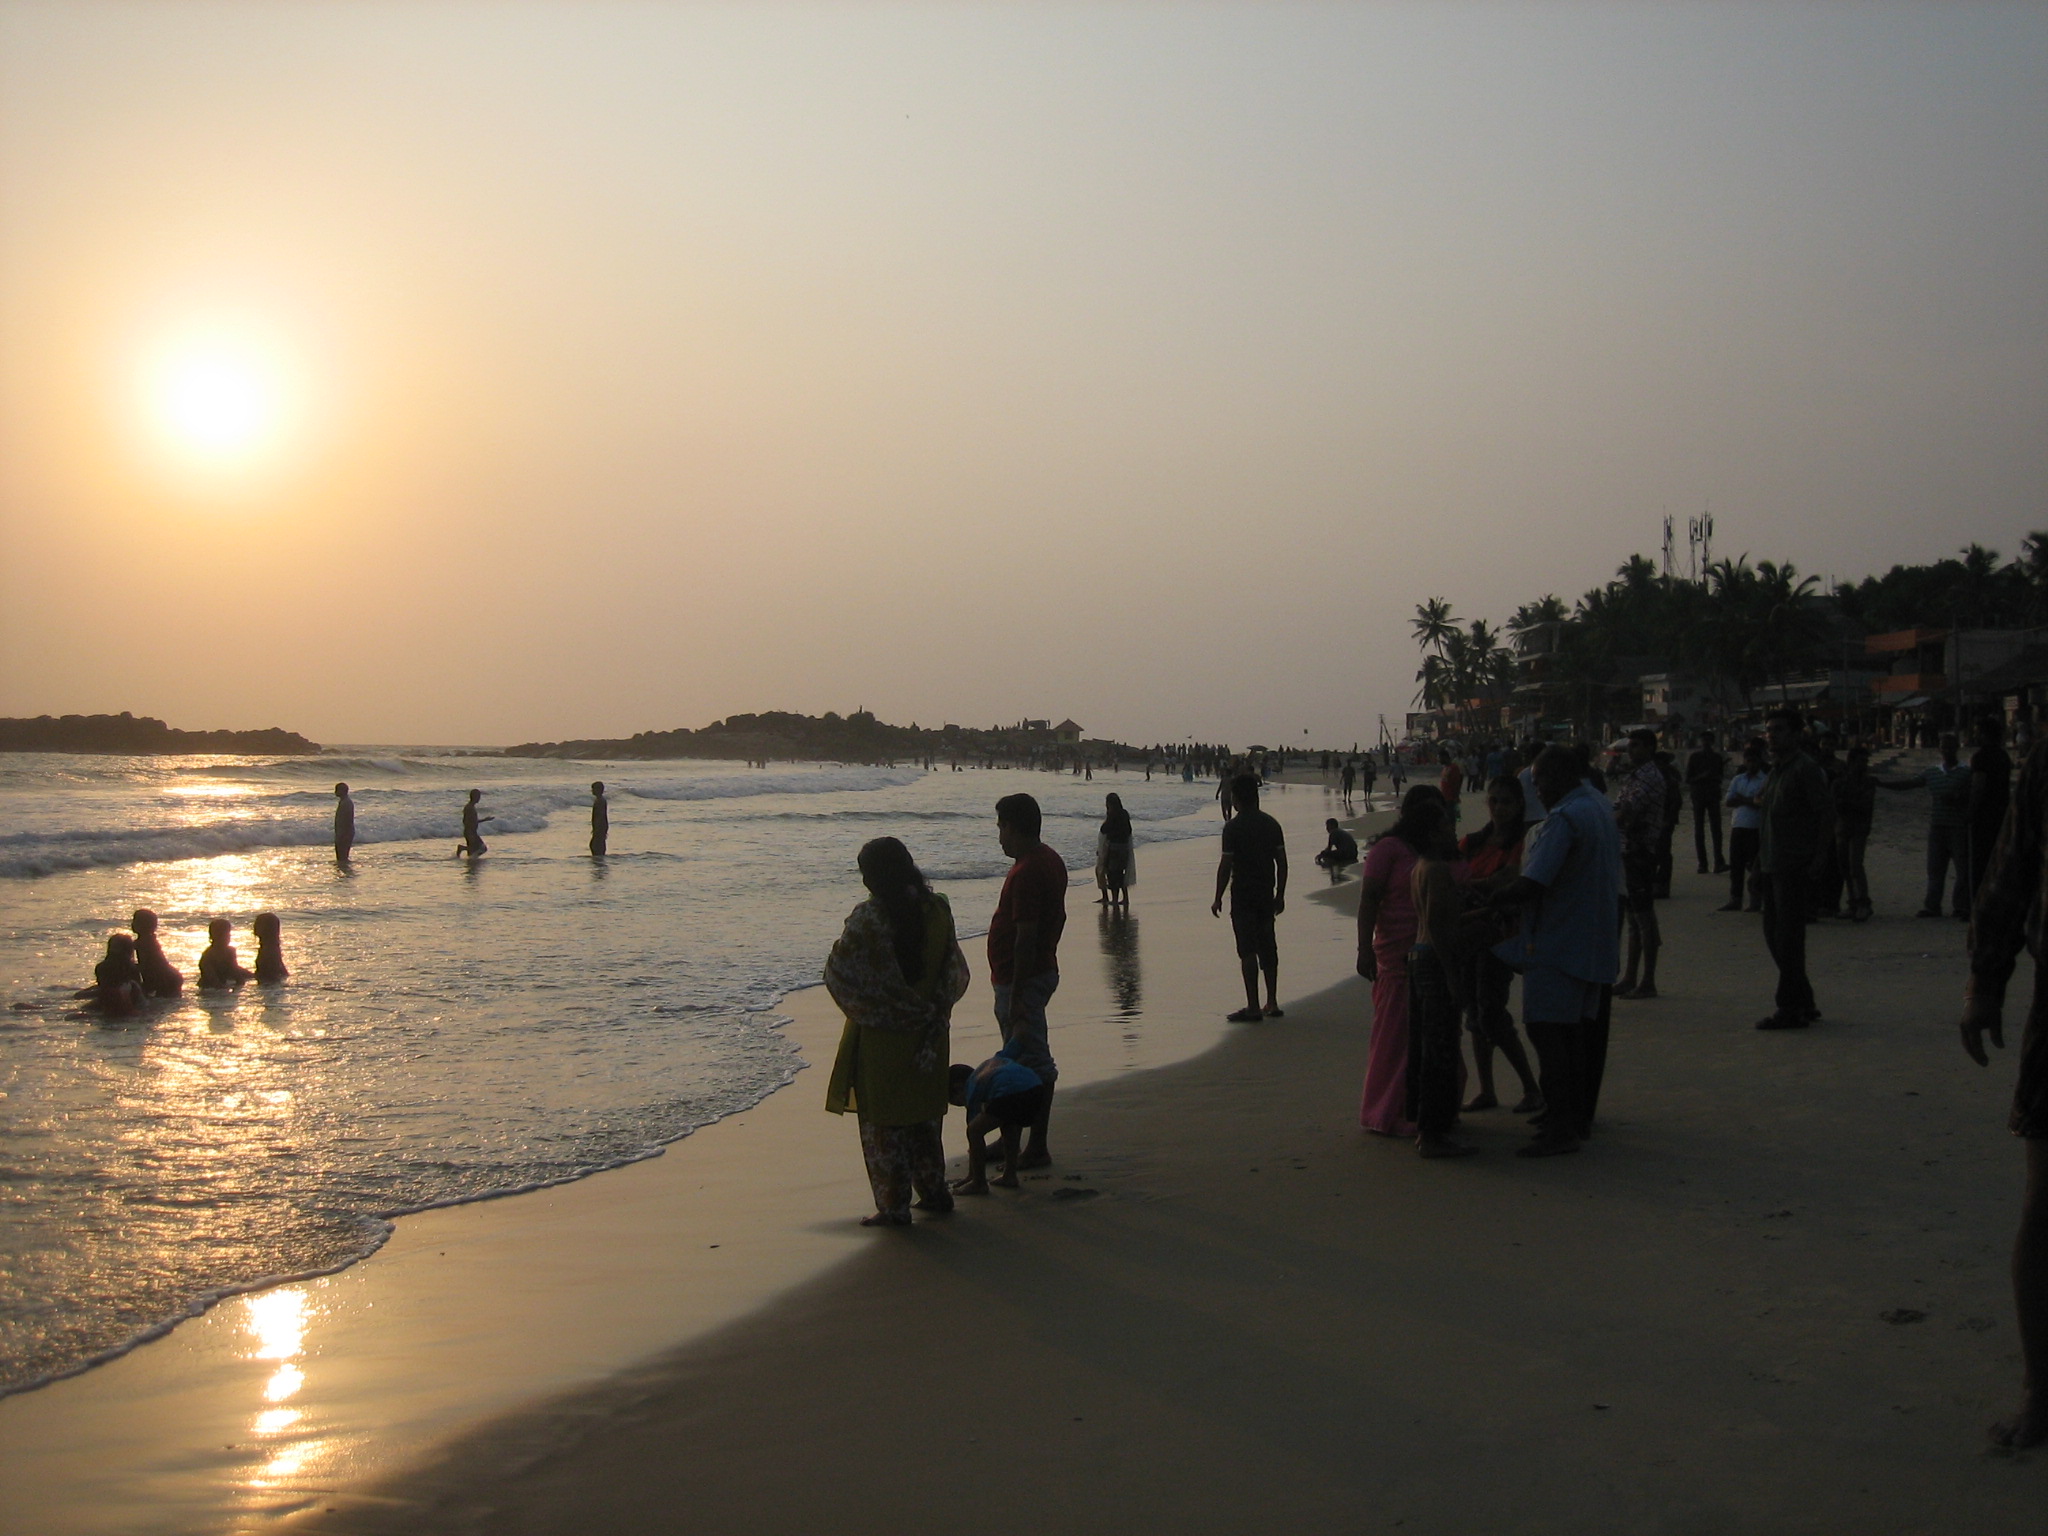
[1054,719,1083,745]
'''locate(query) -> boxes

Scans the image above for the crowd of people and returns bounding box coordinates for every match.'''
[817,720,2041,1449]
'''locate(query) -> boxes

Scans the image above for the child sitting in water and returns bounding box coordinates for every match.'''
[197,919,254,989]
[948,1047,1051,1194]
[130,909,184,998]
[75,934,144,1017]
[251,912,288,983]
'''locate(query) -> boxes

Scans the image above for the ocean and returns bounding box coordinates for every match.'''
[0,751,1222,1396]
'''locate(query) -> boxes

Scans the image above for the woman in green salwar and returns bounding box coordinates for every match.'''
[825,837,971,1226]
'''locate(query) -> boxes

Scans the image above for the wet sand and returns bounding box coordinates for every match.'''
[7,773,2043,1532]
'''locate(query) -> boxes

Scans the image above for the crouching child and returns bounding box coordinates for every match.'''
[948,1047,1051,1193]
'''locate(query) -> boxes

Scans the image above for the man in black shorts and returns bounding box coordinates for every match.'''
[1212,773,1288,1021]
[1961,738,2048,1450]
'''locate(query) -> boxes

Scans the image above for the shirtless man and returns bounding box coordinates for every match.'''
[458,789,493,859]
[590,781,609,857]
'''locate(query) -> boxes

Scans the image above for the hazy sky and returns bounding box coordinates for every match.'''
[2,2,2043,748]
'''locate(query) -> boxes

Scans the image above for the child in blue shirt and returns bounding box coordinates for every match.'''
[948,1047,1050,1194]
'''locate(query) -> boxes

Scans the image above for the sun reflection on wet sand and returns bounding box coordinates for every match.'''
[236,1287,334,1496]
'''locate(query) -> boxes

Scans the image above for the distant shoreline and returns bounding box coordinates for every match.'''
[0,713,320,756]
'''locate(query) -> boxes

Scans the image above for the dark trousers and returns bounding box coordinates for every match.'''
[1692,792,1725,870]
[1654,822,1677,898]
[1924,823,1969,917]
[1728,826,1760,907]
[1761,868,1816,1019]
[1525,989,1610,1142]
[1406,947,1463,1138]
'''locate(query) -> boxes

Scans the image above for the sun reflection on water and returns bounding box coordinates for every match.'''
[237,1287,333,1492]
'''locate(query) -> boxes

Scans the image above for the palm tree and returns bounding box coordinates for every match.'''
[1411,598,1460,658]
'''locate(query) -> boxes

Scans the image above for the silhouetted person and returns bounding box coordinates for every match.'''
[130,908,183,998]
[989,793,1066,1167]
[1315,818,1359,873]
[76,934,144,1016]
[1972,716,2013,914]
[333,783,355,863]
[1212,773,1287,1022]
[252,912,288,983]
[1686,731,1728,875]
[1961,737,2048,1450]
[458,789,492,859]
[197,919,253,989]
[1879,732,1973,918]
[590,781,609,857]
[1098,793,1134,909]
[1755,710,1832,1029]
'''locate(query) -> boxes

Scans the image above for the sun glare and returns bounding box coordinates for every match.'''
[142,328,291,469]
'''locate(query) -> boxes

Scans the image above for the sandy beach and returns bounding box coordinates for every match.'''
[5,772,2043,1533]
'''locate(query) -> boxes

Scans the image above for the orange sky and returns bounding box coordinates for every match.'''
[3,2,2044,747]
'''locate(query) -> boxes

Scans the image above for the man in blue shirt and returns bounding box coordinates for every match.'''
[1486,746,1622,1157]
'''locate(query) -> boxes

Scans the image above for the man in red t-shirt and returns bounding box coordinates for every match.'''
[1439,749,1465,827]
[988,792,1066,1166]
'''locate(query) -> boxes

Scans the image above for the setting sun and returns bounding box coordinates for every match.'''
[142,328,290,468]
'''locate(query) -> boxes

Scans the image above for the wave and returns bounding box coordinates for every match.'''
[0,767,930,878]
[622,768,923,801]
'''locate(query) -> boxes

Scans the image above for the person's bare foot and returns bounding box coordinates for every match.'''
[1618,983,1658,1000]
[912,1196,954,1215]
[1016,1149,1052,1170]
[1988,1394,2046,1450]
[1226,1007,1262,1022]
[1417,1135,1475,1159]
[992,1171,1021,1189]
[1462,1091,1499,1112]
[860,1211,913,1227]
[1516,1133,1581,1158]
[1510,1093,1545,1115]
[1264,1005,1285,1018]
[949,1177,990,1196]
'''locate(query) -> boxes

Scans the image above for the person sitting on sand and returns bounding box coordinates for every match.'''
[197,919,253,989]
[1212,773,1288,1023]
[1407,833,1475,1159]
[458,789,493,859]
[824,837,970,1227]
[76,934,144,1017]
[1455,778,1543,1116]
[1958,736,2048,1450]
[252,912,289,983]
[1315,819,1359,873]
[130,909,183,998]
[948,1047,1052,1194]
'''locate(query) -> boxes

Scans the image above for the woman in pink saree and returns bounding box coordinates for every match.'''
[1357,786,1452,1135]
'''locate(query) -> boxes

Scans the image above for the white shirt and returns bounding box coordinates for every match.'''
[1726,770,1767,831]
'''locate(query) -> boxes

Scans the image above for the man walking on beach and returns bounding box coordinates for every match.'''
[333,782,355,864]
[990,793,1066,1167]
[1487,746,1620,1157]
[1755,710,1833,1030]
[1212,773,1288,1021]
[1879,732,1973,919]
[1958,737,2048,1450]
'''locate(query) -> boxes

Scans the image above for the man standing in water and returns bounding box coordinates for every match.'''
[1959,738,2048,1450]
[459,789,493,859]
[590,781,609,857]
[990,793,1066,1167]
[1212,773,1288,1021]
[333,783,355,864]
